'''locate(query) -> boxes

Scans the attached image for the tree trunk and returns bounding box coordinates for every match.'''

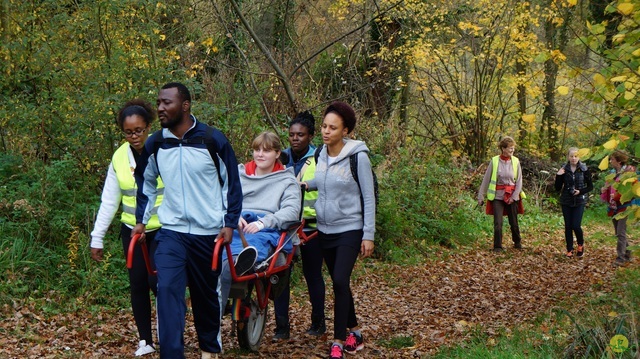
[516,60,527,145]
[541,3,572,161]
[542,57,559,161]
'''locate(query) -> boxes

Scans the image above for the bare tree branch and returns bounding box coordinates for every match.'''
[228,0,298,112]
[289,0,405,79]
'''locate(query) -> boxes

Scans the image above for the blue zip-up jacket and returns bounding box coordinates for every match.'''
[135,117,242,235]
[282,145,316,177]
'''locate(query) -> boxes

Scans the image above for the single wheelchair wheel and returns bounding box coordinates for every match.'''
[237,279,268,351]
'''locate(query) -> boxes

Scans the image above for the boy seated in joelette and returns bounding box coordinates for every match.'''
[219,132,301,299]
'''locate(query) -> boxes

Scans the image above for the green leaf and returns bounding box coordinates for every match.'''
[620,187,635,204]
[619,116,631,126]
[534,52,549,63]
[590,23,606,35]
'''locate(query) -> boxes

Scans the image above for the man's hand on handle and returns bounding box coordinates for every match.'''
[216,227,234,245]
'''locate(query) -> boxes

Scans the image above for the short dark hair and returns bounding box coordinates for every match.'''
[161,82,192,102]
[324,101,356,133]
[289,110,315,136]
[116,99,156,130]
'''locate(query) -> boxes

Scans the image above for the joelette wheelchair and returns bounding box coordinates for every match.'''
[127,187,317,352]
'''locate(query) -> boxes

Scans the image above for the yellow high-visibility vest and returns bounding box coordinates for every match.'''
[487,156,526,200]
[299,157,317,228]
[112,143,163,229]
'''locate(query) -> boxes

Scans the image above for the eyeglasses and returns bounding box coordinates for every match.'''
[123,128,148,138]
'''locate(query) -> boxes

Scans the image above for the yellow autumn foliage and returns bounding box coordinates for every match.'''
[624,91,636,100]
[522,114,536,123]
[603,139,619,149]
[599,156,610,170]
[618,3,634,16]
[577,148,590,158]
[557,86,569,95]
[593,73,606,85]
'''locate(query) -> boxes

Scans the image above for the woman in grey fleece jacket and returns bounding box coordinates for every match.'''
[305,101,375,358]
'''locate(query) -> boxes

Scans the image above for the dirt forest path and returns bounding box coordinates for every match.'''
[1,225,626,358]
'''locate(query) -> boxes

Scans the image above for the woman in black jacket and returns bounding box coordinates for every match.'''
[555,147,593,258]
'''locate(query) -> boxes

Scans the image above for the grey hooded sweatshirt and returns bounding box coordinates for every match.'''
[307,139,376,241]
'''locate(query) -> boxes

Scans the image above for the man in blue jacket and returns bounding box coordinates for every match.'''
[132,82,242,359]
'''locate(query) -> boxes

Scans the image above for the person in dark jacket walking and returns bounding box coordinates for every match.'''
[555,147,593,258]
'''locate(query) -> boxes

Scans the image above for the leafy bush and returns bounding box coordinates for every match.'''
[0,153,131,308]
[376,150,484,260]
[0,154,97,246]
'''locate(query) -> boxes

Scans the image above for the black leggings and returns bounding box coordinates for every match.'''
[273,234,326,321]
[120,224,158,344]
[321,231,361,341]
[300,235,326,318]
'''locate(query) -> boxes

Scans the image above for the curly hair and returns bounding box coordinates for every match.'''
[323,101,357,133]
[116,99,156,130]
[289,110,315,136]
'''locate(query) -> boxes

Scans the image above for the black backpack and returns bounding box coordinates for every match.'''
[314,144,379,211]
[151,126,224,186]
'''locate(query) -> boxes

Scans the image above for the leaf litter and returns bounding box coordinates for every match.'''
[0,232,627,358]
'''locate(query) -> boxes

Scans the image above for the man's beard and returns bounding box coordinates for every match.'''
[160,113,182,129]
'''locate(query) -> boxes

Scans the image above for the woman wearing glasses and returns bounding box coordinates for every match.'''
[89,99,163,356]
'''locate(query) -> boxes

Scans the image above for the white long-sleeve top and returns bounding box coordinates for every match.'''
[90,162,124,249]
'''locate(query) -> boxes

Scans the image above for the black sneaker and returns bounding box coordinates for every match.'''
[492,247,505,253]
[305,319,326,336]
[344,332,364,354]
[234,246,257,275]
[329,344,344,359]
[272,326,290,341]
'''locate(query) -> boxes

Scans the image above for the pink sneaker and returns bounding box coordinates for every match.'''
[330,344,344,359]
[344,332,364,354]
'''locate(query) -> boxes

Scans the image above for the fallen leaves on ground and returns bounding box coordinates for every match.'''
[0,238,627,358]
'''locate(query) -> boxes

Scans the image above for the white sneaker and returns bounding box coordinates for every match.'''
[134,340,156,356]
[201,351,219,359]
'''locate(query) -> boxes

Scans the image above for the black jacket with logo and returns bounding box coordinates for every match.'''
[554,161,593,207]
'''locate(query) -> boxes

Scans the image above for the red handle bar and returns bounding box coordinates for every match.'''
[126,233,157,275]
[212,238,225,271]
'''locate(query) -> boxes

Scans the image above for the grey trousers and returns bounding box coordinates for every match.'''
[613,217,630,260]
